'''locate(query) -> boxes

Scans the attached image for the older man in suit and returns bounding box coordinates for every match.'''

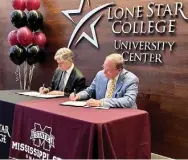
[70,53,139,108]
[39,47,86,96]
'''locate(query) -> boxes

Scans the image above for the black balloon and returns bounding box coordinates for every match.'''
[9,45,26,65]
[27,10,43,31]
[10,10,27,28]
[37,48,45,63]
[26,45,42,65]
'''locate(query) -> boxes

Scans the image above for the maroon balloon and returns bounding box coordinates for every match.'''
[17,27,33,46]
[12,0,26,11]
[33,32,46,48]
[25,0,40,11]
[8,30,19,45]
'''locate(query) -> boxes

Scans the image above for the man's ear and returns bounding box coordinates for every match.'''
[118,68,123,72]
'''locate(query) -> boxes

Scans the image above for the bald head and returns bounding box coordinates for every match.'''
[103,53,124,79]
[105,53,124,70]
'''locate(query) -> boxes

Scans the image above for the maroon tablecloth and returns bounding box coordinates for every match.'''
[9,98,150,159]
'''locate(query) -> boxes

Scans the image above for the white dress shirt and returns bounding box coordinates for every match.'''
[60,64,74,91]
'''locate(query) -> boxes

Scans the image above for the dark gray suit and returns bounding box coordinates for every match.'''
[49,67,86,96]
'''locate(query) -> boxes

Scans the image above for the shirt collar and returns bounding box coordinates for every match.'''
[65,63,74,75]
[109,73,120,82]
[114,73,120,82]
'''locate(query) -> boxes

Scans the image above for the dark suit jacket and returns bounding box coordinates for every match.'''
[49,67,86,96]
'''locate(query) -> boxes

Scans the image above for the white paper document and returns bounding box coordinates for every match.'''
[60,101,109,109]
[61,101,87,106]
[17,91,64,98]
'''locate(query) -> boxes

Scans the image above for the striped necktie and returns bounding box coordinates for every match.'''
[106,78,116,98]
[58,71,67,91]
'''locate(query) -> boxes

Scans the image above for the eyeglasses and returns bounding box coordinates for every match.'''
[101,65,117,73]
[57,61,67,66]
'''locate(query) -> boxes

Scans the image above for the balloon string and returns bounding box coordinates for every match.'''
[24,61,28,90]
[15,66,19,82]
[28,66,31,90]
[28,64,35,90]
[31,65,35,87]
[18,66,22,90]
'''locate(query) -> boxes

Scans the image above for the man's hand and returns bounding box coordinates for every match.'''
[39,87,49,94]
[69,93,80,101]
[47,91,64,95]
[86,99,101,107]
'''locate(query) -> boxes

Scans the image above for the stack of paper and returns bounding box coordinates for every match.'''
[61,101,87,106]
[60,101,109,109]
[17,91,64,99]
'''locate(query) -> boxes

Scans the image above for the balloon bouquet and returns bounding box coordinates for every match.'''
[8,0,46,90]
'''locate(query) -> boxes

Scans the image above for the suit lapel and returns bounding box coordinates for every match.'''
[56,70,63,90]
[101,77,108,98]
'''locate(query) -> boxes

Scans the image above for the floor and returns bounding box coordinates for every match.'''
[151,153,174,159]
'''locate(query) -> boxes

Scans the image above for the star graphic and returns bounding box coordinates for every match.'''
[61,0,91,24]
[61,0,115,48]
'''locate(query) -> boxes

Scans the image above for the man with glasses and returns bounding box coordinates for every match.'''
[69,53,139,108]
[39,47,86,96]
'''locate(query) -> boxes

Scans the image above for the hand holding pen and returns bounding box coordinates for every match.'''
[74,89,76,97]
[69,89,79,101]
[42,84,45,90]
[39,84,49,94]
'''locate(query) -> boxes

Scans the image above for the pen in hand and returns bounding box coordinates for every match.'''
[42,84,45,94]
[73,89,76,101]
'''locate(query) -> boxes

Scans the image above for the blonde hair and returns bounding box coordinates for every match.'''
[106,53,124,69]
[54,48,74,62]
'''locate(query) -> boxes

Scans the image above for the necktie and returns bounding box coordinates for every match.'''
[107,79,116,98]
[59,71,67,91]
